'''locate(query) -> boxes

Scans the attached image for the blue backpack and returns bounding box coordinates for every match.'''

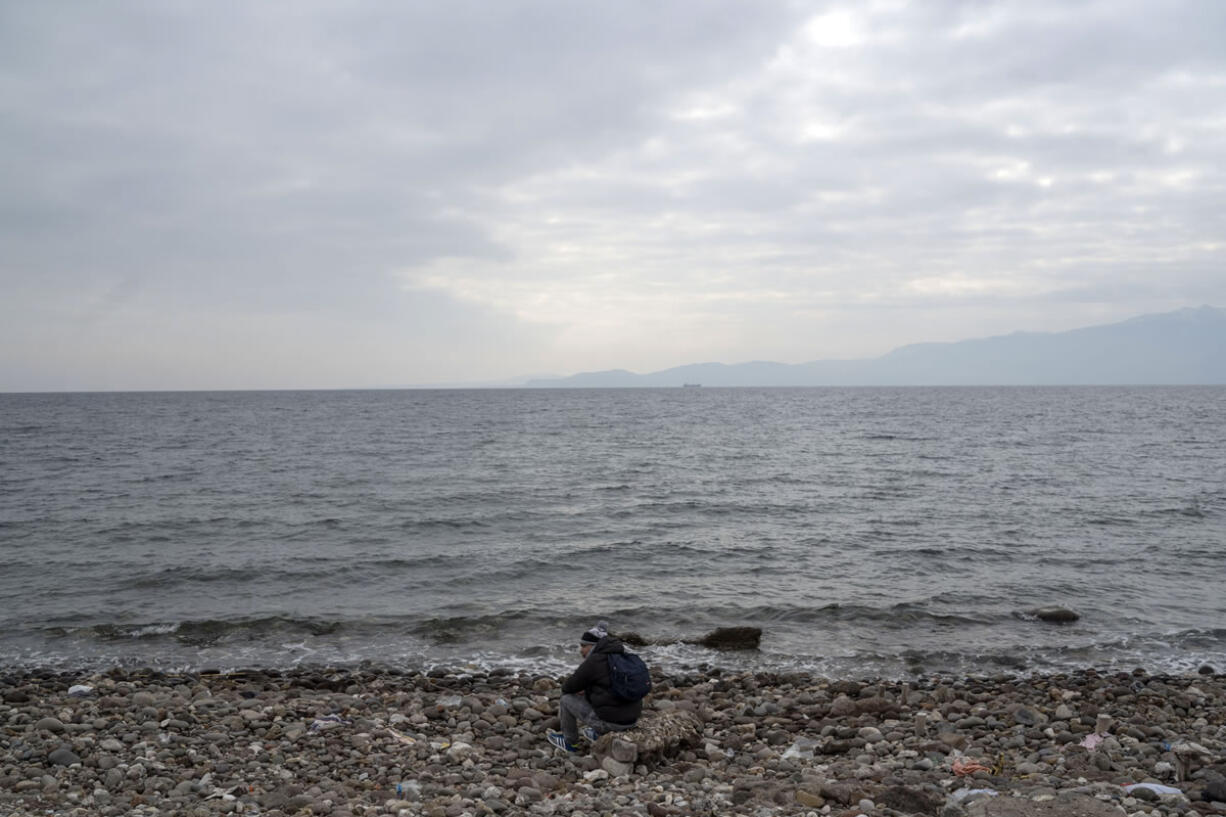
[607,651,652,700]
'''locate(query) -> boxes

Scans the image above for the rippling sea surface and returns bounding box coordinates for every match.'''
[1,387,1223,678]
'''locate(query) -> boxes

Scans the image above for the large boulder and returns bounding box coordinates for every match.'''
[1027,606,1080,624]
[590,710,703,774]
[615,626,763,651]
[690,626,762,651]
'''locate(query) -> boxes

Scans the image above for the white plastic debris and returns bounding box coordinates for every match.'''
[782,737,819,760]
[950,788,998,802]
[1123,783,1182,796]
[1080,732,1105,750]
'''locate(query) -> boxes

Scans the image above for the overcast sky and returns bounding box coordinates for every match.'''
[2,1,1224,390]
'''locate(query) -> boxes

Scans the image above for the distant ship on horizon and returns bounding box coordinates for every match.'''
[682,383,702,388]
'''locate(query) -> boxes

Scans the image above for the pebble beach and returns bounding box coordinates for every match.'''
[3,665,1225,817]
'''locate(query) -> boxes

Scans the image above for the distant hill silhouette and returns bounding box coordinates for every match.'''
[526,306,1226,387]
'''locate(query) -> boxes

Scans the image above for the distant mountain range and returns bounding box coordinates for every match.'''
[525,306,1226,387]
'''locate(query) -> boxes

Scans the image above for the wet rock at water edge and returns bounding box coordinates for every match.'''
[616,631,651,647]
[616,626,762,650]
[690,626,763,651]
[1026,606,1080,623]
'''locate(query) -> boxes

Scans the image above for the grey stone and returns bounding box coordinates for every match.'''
[821,781,865,805]
[610,738,637,763]
[286,794,315,810]
[529,772,559,792]
[47,746,81,766]
[1012,707,1041,726]
[601,757,633,777]
[33,717,65,733]
[830,695,857,716]
[878,785,943,815]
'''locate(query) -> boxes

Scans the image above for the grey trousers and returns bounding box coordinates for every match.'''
[558,693,636,744]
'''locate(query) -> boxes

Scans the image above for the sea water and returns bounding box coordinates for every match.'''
[1,386,1223,678]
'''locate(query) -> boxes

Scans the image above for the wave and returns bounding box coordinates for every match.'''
[134,472,200,483]
[17,613,1225,679]
[379,601,1005,635]
[750,602,998,628]
[112,553,466,591]
[897,646,1033,672]
[48,616,346,646]
[404,515,495,527]
[1139,495,1222,519]
[2,424,50,434]
[859,434,939,442]
[34,601,999,647]
[1084,515,1136,527]
[408,611,546,644]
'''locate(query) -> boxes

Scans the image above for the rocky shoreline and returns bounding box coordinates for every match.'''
[2,665,1224,817]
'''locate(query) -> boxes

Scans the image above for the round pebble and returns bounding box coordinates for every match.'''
[0,667,1220,816]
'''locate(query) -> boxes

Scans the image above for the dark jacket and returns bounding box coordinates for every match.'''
[561,635,643,725]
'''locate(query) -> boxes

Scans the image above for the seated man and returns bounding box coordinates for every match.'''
[547,621,643,753]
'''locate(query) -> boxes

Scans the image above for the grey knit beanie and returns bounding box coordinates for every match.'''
[580,620,609,644]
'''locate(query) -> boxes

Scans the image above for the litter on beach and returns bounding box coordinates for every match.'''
[1079,732,1105,750]
[950,788,998,802]
[952,757,993,776]
[385,726,418,745]
[1123,783,1183,796]
[309,715,352,731]
[782,738,819,759]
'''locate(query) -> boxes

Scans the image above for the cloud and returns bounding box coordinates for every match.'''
[1,0,1224,388]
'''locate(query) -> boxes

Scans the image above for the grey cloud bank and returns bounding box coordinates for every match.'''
[2,2,1225,391]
